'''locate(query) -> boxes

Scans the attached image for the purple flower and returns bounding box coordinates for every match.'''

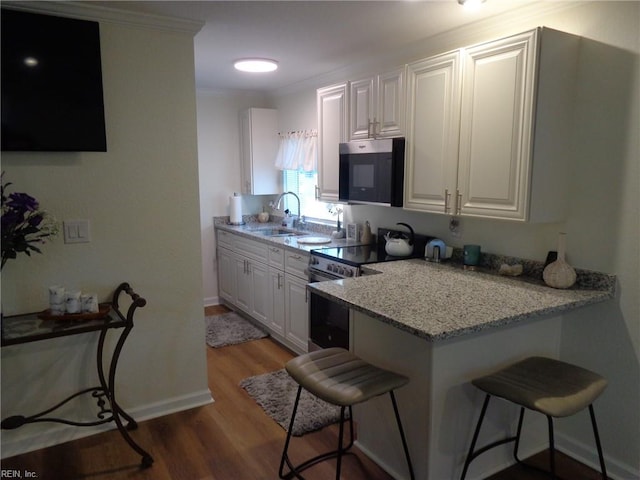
[7,192,39,211]
[1,173,58,269]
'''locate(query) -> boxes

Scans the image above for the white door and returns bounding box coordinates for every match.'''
[349,77,374,140]
[457,30,537,220]
[217,247,237,303]
[269,268,285,336]
[249,261,270,326]
[284,274,309,353]
[317,83,348,202]
[404,51,462,214]
[234,257,251,313]
[377,68,405,138]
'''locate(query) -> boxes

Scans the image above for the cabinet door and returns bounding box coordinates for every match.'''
[240,108,280,195]
[217,247,237,303]
[349,77,375,140]
[457,31,537,220]
[317,83,348,202]
[249,261,270,326]
[404,51,462,214]
[284,274,309,354]
[377,68,404,138]
[234,257,251,313]
[268,268,285,336]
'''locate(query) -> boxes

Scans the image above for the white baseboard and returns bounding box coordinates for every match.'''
[204,295,220,307]
[557,431,639,480]
[1,389,214,459]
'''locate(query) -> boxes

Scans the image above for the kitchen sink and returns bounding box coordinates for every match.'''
[247,227,308,237]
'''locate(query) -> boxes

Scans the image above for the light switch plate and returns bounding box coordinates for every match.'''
[63,219,91,244]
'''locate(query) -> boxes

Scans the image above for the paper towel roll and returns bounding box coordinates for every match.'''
[229,194,243,224]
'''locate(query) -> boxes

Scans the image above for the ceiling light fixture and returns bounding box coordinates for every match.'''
[458,0,486,8]
[234,58,278,73]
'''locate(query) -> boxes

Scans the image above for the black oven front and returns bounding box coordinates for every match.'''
[308,268,350,352]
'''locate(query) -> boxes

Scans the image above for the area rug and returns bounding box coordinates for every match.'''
[239,369,346,436]
[205,311,268,348]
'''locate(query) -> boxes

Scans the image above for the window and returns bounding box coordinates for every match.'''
[282,170,334,223]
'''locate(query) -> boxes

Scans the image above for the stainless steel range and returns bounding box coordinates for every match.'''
[307,227,432,351]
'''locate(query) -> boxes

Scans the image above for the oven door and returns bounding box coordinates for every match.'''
[308,268,350,351]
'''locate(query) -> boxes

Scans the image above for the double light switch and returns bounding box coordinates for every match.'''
[63,219,91,244]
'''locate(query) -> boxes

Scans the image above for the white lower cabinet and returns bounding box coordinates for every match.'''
[249,261,270,325]
[217,246,237,303]
[216,230,309,354]
[268,267,285,336]
[284,273,309,353]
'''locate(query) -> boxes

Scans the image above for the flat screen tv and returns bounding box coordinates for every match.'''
[1,9,107,152]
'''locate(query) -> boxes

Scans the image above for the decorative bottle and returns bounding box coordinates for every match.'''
[543,232,577,289]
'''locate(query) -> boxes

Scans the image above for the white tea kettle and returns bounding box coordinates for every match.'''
[384,223,415,257]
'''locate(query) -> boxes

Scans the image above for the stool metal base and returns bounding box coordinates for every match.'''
[279,386,415,480]
[460,394,608,480]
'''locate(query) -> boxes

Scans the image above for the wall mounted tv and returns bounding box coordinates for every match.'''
[1,9,107,152]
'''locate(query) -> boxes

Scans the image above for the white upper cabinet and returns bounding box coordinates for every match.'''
[350,68,404,140]
[240,108,280,195]
[317,83,348,203]
[405,28,579,222]
[404,51,462,214]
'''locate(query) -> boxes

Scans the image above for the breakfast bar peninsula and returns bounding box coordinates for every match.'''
[308,258,615,480]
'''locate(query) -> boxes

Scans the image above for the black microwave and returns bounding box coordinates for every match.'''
[338,137,405,207]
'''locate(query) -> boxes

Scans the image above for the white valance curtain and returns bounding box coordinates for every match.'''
[275,130,318,172]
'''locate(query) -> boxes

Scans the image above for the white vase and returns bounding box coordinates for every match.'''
[543,232,577,289]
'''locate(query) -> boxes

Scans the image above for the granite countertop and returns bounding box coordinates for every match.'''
[308,259,616,342]
[214,217,616,343]
[214,219,362,252]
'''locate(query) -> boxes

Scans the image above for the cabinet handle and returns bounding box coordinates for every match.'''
[290,254,302,260]
[371,117,379,139]
[456,190,462,215]
[277,273,282,289]
[444,189,451,214]
[270,247,280,253]
[314,185,319,200]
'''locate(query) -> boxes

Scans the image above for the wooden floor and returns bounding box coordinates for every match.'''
[1,305,603,479]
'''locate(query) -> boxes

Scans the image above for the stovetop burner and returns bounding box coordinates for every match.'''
[310,243,413,267]
[309,227,433,278]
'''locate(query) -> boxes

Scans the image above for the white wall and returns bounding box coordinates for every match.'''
[267,2,640,477]
[197,91,273,305]
[1,6,210,457]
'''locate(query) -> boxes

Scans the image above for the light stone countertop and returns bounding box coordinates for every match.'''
[214,220,361,253]
[308,259,615,342]
[214,218,616,342]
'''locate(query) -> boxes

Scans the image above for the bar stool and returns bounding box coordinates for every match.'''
[279,347,415,480]
[461,356,608,480]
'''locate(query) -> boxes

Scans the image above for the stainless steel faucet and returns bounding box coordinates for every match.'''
[274,191,303,227]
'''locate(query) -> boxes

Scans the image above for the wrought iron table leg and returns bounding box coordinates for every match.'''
[100,324,154,468]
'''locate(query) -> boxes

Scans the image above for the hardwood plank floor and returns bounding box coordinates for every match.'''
[1,305,603,479]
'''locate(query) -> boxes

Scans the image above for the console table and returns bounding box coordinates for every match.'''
[1,282,153,468]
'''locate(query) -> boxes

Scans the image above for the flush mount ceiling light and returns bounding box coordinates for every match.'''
[458,0,486,7]
[234,58,278,73]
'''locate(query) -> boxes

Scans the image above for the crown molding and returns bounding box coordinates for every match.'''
[1,1,204,35]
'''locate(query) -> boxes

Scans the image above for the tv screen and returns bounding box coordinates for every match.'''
[1,9,107,152]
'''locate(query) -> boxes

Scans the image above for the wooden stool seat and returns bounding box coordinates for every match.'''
[279,348,414,479]
[461,356,608,480]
